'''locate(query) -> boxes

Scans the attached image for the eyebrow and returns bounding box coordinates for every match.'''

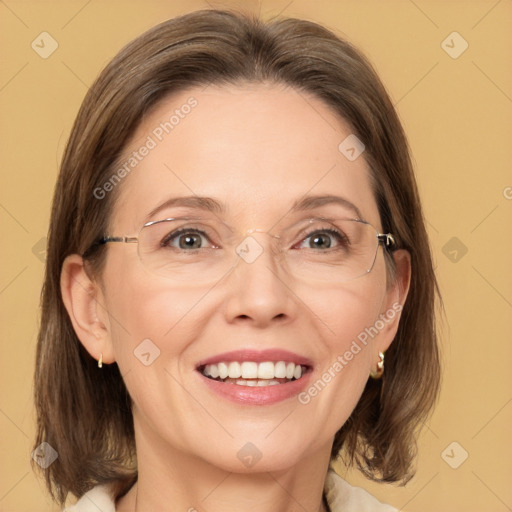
[290,195,363,220]
[145,196,225,221]
[145,194,363,222]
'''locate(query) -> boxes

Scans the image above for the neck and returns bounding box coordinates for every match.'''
[116,415,333,512]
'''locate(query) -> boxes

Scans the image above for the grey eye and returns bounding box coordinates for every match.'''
[162,229,210,249]
[297,229,348,250]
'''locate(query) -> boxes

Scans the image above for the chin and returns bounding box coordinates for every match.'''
[190,432,320,475]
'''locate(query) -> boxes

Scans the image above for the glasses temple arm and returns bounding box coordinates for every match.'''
[99,236,138,244]
[377,233,395,248]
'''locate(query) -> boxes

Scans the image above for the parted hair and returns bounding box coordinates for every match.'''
[33,8,441,506]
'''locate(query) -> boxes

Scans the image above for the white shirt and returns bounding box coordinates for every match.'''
[64,469,398,512]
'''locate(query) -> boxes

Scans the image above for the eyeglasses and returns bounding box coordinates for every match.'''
[85,216,395,285]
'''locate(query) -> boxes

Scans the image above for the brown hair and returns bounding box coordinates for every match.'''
[33,8,441,506]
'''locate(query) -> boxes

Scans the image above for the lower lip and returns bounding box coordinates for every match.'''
[198,371,312,405]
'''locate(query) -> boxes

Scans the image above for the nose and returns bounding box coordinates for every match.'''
[222,233,296,328]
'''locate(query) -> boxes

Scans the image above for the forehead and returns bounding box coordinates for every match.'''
[111,83,380,231]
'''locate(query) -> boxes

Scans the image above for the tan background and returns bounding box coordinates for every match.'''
[1,0,511,510]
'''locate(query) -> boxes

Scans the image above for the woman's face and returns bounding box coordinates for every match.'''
[95,83,403,472]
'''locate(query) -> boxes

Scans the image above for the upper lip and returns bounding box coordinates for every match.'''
[196,349,314,369]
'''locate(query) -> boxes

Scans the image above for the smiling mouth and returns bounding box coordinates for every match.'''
[198,361,309,387]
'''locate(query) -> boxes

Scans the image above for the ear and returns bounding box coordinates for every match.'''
[376,249,411,353]
[60,254,116,365]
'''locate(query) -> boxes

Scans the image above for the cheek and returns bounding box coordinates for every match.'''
[296,265,387,425]
[101,270,219,436]
[101,258,216,372]
[304,262,387,352]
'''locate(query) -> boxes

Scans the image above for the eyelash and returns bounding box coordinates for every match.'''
[161,226,349,250]
[295,228,349,249]
[161,228,212,248]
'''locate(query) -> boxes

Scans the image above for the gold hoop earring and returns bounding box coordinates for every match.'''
[369,351,384,379]
[98,353,103,368]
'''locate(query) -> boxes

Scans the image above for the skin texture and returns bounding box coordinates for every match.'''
[61,83,410,512]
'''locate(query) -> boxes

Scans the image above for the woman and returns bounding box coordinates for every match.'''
[33,9,441,512]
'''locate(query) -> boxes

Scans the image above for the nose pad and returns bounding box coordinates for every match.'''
[236,229,284,267]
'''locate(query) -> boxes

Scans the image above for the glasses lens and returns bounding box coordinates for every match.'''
[281,218,379,283]
[138,218,380,284]
[138,217,237,285]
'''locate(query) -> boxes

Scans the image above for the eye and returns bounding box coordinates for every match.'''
[161,228,212,250]
[297,228,349,250]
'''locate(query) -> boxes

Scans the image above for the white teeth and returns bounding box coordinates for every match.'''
[241,361,258,379]
[274,361,287,378]
[257,361,275,379]
[201,360,307,383]
[235,378,280,387]
[257,379,280,386]
[209,364,219,378]
[218,362,229,379]
[228,361,241,379]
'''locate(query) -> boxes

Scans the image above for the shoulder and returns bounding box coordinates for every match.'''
[62,484,116,512]
[324,469,398,512]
